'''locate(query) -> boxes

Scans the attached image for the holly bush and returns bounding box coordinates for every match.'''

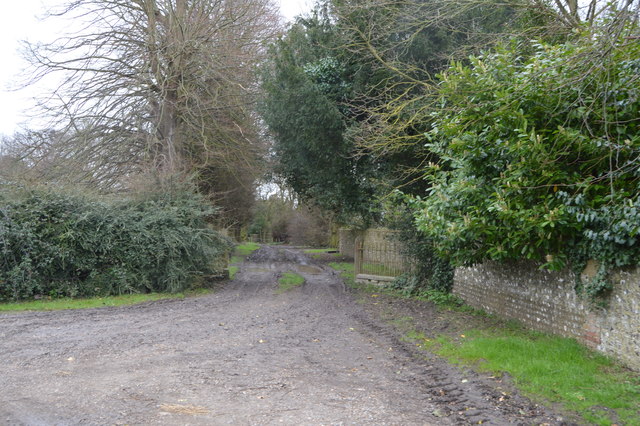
[413,27,640,297]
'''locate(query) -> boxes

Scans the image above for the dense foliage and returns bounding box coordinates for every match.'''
[260,9,381,223]
[0,185,232,301]
[385,204,454,294]
[260,1,563,288]
[414,30,640,297]
[260,0,533,224]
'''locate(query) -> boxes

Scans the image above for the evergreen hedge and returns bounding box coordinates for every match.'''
[414,29,640,298]
[0,184,232,301]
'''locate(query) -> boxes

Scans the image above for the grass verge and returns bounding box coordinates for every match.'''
[326,260,640,425]
[408,328,640,425]
[229,266,239,280]
[303,248,337,254]
[304,248,342,259]
[328,262,355,284]
[276,272,305,294]
[0,291,202,313]
[235,242,260,257]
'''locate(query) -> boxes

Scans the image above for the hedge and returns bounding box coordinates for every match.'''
[0,185,232,301]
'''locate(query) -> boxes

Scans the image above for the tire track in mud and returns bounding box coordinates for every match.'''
[0,244,567,425]
[248,245,565,425]
[349,308,560,425]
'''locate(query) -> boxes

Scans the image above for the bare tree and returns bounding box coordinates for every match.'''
[545,0,639,27]
[21,0,280,220]
[334,0,639,161]
[1,128,143,188]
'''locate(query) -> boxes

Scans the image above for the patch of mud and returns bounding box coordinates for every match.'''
[0,245,570,425]
[247,246,309,265]
[245,267,272,273]
[296,265,323,274]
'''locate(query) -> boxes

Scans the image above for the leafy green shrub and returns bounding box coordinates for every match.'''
[0,184,232,301]
[413,28,640,297]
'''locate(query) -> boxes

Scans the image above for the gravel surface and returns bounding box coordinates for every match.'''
[0,245,566,425]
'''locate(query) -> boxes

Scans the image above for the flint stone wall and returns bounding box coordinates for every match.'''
[454,261,640,370]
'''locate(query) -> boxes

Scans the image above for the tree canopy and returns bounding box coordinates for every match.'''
[260,7,380,224]
[15,0,281,226]
[260,0,640,296]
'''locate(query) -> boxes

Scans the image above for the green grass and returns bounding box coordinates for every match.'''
[229,266,239,280]
[327,261,354,274]
[0,292,197,313]
[227,242,261,280]
[408,328,640,425]
[235,242,260,256]
[313,253,342,259]
[276,272,305,293]
[328,262,355,284]
[304,248,342,259]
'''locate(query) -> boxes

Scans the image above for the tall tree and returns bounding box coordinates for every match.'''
[22,0,280,224]
[260,0,542,223]
[260,7,381,224]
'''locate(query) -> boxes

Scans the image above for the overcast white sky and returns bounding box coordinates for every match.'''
[0,0,313,138]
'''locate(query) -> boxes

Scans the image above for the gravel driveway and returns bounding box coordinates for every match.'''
[0,245,563,425]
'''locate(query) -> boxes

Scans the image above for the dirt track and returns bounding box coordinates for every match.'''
[0,245,565,425]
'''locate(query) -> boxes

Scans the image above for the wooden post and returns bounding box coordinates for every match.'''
[354,237,363,276]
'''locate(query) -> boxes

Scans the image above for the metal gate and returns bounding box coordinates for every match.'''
[354,232,407,283]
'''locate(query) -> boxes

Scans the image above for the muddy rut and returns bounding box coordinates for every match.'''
[0,245,563,425]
